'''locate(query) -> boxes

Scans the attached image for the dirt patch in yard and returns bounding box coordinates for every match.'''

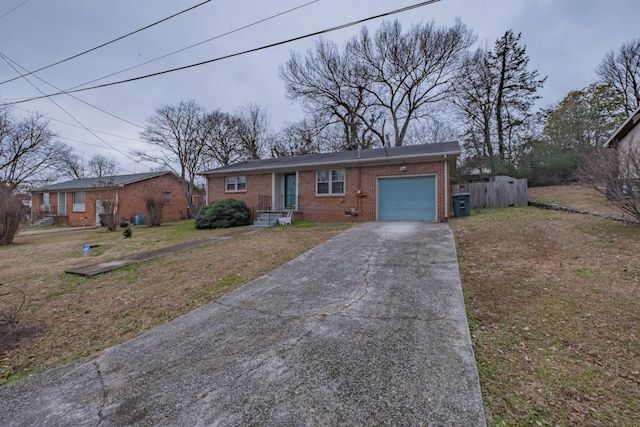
[0,221,350,384]
[451,208,640,425]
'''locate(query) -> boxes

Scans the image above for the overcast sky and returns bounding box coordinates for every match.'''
[1,0,639,174]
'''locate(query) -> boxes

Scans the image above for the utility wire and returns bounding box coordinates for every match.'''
[0,2,320,138]
[0,0,212,86]
[68,0,319,91]
[1,52,145,129]
[0,0,32,21]
[0,2,321,155]
[0,52,150,170]
[13,105,142,142]
[2,0,441,106]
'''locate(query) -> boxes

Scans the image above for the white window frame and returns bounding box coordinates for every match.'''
[226,176,247,192]
[72,191,85,212]
[162,192,172,204]
[316,169,345,195]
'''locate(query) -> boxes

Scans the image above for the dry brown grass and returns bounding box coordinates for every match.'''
[0,220,350,384]
[529,184,632,219]
[451,207,640,426]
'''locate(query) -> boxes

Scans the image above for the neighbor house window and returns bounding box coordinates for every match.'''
[72,191,85,211]
[162,192,172,204]
[316,169,345,195]
[226,176,247,192]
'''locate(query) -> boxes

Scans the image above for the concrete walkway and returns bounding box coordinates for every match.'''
[65,227,258,276]
[0,222,486,426]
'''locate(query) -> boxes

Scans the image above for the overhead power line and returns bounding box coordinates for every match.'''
[1,51,145,129]
[0,0,212,86]
[0,52,149,168]
[68,0,319,91]
[0,0,32,21]
[2,0,442,106]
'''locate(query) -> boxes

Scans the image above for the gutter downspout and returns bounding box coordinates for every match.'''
[444,155,449,219]
[204,176,209,206]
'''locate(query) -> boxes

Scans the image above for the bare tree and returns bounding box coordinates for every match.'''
[57,146,86,180]
[236,102,271,160]
[281,19,474,149]
[596,39,640,115]
[137,100,210,218]
[491,30,546,164]
[452,47,497,159]
[0,187,25,245]
[351,19,475,147]
[271,118,325,157]
[452,31,545,172]
[0,109,68,190]
[579,144,640,222]
[202,110,244,166]
[146,194,164,227]
[88,154,120,177]
[94,179,121,231]
[280,37,376,150]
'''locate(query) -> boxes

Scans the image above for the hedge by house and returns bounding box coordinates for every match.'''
[195,199,251,229]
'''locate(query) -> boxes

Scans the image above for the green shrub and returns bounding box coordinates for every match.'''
[195,199,251,229]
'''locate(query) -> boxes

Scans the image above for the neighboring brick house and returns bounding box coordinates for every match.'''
[201,142,460,223]
[30,172,203,226]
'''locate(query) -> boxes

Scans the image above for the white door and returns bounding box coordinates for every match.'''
[58,192,66,215]
[96,200,105,225]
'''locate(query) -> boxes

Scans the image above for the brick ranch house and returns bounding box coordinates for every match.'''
[30,171,203,226]
[201,142,460,224]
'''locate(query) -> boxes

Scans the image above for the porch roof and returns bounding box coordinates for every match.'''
[201,141,460,176]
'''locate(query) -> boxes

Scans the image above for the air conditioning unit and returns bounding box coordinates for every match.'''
[41,205,50,212]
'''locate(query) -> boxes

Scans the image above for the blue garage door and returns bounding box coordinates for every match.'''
[378,176,436,221]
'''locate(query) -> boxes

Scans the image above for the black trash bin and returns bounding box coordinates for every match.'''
[452,193,470,217]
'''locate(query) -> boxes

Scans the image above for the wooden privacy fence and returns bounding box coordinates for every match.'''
[452,176,528,209]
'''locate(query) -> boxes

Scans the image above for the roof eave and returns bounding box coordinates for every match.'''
[604,106,640,148]
[201,150,460,177]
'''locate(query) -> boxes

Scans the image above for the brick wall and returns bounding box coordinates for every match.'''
[119,175,192,223]
[206,158,456,223]
[31,175,198,227]
[207,174,272,212]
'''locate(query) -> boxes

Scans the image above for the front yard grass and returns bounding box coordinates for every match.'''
[451,208,640,426]
[0,220,350,385]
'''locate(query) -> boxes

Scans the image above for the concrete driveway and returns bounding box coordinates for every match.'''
[0,222,485,426]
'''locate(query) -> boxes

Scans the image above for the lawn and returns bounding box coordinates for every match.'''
[528,184,634,220]
[451,207,640,426]
[0,220,350,385]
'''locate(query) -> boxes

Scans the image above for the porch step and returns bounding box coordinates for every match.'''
[253,211,286,227]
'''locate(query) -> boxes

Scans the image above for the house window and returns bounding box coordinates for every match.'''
[72,191,85,212]
[226,176,247,192]
[316,169,345,195]
[162,192,172,204]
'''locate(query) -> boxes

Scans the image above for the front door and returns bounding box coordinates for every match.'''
[284,173,297,209]
[58,192,66,215]
[96,200,105,225]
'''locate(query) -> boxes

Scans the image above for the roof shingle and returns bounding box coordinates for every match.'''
[201,141,460,175]
[31,171,172,192]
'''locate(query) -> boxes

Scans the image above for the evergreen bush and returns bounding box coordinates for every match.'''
[195,199,251,229]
